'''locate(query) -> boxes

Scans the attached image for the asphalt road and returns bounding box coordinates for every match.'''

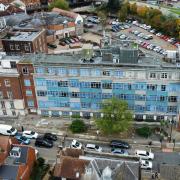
[28,135,180,174]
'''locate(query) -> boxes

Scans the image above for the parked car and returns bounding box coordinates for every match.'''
[135,150,154,160]
[59,41,66,46]
[85,144,102,152]
[70,139,82,149]
[140,160,152,170]
[110,140,130,149]
[15,134,30,145]
[22,131,38,139]
[43,133,57,141]
[35,137,53,148]
[111,148,129,155]
[47,43,57,49]
[0,124,17,136]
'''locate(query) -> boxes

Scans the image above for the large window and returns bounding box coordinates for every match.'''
[168,96,177,102]
[103,70,110,76]
[10,61,17,68]
[24,79,31,86]
[37,91,47,96]
[58,81,68,87]
[161,85,166,91]
[91,82,101,89]
[22,67,28,75]
[102,83,112,89]
[80,69,89,76]
[10,101,14,109]
[57,68,66,76]
[69,80,79,88]
[149,72,156,79]
[4,79,10,87]
[147,84,157,91]
[7,91,13,99]
[1,101,5,108]
[161,73,168,79]
[26,90,32,96]
[35,67,45,73]
[69,69,78,76]
[91,69,101,77]
[35,79,46,86]
[27,100,34,107]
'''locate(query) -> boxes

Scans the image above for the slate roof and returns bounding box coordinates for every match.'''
[53,156,89,179]
[0,165,19,179]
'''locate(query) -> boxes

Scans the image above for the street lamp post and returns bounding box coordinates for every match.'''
[173,139,175,151]
[169,119,175,143]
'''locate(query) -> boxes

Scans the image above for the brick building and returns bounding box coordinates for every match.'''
[0,53,26,117]
[1,28,48,55]
[17,60,38,114]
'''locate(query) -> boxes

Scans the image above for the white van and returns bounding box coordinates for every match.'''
[0,124,17,136]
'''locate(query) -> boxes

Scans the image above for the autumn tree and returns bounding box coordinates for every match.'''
[95,98,133,135]
[107,0,121,13]
[49,0,69,10]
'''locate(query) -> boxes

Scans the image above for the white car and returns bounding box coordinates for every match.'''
[22,131,38,139]
[70,139,82,149]
[140,160,152,170]
[85,144,102,152]
[135,150,154,160]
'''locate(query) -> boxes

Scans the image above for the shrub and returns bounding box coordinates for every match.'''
[69,119,87,133]
[136,126,152,138]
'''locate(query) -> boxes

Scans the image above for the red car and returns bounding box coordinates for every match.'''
[144,43,150,48]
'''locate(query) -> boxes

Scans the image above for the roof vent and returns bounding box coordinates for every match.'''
[10,147,21,158]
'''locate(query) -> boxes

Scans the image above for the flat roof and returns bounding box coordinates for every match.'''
[2,29,43,41]
[22,53,180,70]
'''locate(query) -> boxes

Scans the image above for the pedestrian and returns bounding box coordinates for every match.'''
[21,126,24,132]
[155,172,158,179]
[151,173,155,179]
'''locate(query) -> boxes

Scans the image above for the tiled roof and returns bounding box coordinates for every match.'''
[52,8,79,19]
[61,148,83,158]
[54,156,89,179]
[0,4,24,16]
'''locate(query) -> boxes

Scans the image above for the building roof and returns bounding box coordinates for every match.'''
[61,148,84,158]
[52,7,79,19]
[0,164,19,179]
[0,4,24,17]
[54,156,89,179]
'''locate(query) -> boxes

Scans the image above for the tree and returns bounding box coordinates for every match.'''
[70,119,87,133]
[118,3,128,22]
[107,0,121,13]
[49,0,69,10]
[97,10,107,33]
[95,98,133,134]
[136,126,152,138]
[130,3,137,15]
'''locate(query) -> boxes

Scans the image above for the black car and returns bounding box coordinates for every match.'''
[35,137,53,148]
[110,140,130,149]
[44,133,57,141]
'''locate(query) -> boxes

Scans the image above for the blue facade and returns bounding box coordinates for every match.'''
[34,66,180,120]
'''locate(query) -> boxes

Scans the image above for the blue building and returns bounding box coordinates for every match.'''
[23,44,180,122]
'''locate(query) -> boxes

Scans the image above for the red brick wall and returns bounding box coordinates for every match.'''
[0,76,23,99]
[17,63,37,111]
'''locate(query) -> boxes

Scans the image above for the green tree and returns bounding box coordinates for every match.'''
[70,119,87,133]
[49,0,69,10]
[107,0,121,13]
[118,3,128,22]
[95,98,133,134]
[97,10,107,32]
[136,126,152,138]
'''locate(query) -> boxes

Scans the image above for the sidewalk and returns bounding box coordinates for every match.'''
[14,115,180,150]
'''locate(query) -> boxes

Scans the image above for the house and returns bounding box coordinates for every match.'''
[0,53,26,117]
[53,148,90,180]
[1,28,48,55]
[52,8,84,35]
[53,148,141,180]
[0,135,36,180]
[0,4,24,16]
[0,2,9,11]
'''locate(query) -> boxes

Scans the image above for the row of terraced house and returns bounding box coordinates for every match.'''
[0,30,179,123]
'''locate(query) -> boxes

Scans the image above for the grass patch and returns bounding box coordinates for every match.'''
[169,9,180,15]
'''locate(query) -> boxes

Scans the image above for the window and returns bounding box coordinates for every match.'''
[114,70,124,77]
[10,101,14,109]
[69,80,79,88]
[22,67,28,74]
[10,61,17,68]
[160,96,165,102]
[12,110,16,116]
[161,73,168,79]
[15,44,20,50]
[58,81,68,87]
[4,79,10,86]
[7,91,13,99]
[69,69,78,76]
[1,101,5,108]
[24,45,29,51]
[161,85,166,91]
[103,70,110,76]
[147,84,157,91]
[91,82,101,89]
[10,44,14,50]
[27,100,34,107]
[71,92,79,98]
[3,110,7,116]
[91,69,101,77]
[167,106,177,113]
[24,79,31,86]
[0,91,3,98]
[59,92,68,97]
[37,90,47,96]
[26,90,32,96]
[168,96,177,102]
[80,69,89,76]
[102,83,112,89]
[149,73,156,78]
